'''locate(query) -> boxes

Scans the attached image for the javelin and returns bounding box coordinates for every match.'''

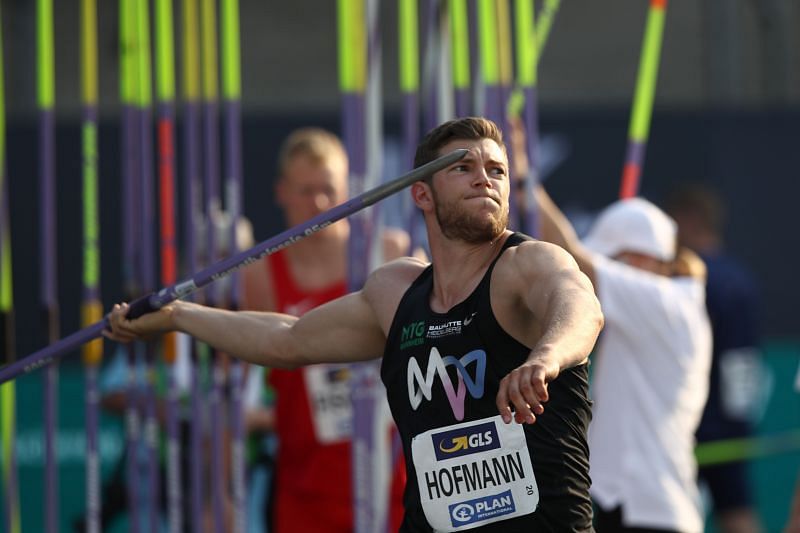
[220,0,247,529]
[0,148,467,384]
[80,0,103,531]
[154,0,183,530]
[619,0,668,199]
[36,0,60,529]
[180,0,205,527]
[199,0,229,528]
[0,2,20,531]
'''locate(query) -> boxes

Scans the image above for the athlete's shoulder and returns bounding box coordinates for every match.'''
[364,257,429,333]
[368,256,429,289]
[499,237,579,273]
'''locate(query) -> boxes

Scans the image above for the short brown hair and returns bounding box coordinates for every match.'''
[277,127,347,176]
[413,117,505,169]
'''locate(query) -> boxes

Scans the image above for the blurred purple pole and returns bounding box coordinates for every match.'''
[119,1,143,529]
[36,1,59,530]
[200,0,227,529]
[221,0,247,530]
[181,0,205,529]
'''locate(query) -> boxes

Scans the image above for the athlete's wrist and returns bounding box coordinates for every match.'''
[525,347,560,378]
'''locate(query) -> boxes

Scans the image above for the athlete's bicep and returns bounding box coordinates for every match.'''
[287,290,388,365]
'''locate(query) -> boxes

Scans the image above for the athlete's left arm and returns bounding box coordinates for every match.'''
[494,241,603,425]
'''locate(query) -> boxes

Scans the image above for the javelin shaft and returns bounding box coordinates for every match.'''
[0,146,466,369]
[80,0,103,531]
[496,0,515,226]
[221,0,246,530]
[0,5,19,530]
[198,1,227,529]
[399,0,422,252]
[620,0,667,199]
[119,0,143,528]
[450,0,470,118]
[37,0,60,529]
[132,0,162,528]
[0,2,20,532]
[476,0,500,123]
[181,0,205,528]
[155,0,183,530]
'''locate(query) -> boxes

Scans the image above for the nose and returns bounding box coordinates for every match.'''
[472,167,492,188]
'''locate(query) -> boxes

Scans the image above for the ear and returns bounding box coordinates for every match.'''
[411,181,434,212]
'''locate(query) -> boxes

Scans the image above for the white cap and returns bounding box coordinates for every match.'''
[582,197,677,261]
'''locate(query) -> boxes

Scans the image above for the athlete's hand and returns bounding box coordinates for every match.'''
[496,355,560,424]
[104,302,177,343]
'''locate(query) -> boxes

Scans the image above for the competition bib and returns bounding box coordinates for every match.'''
[411,415,538,531]
[304,364,353,443]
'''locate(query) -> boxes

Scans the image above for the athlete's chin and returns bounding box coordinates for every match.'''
[445,218,506,244]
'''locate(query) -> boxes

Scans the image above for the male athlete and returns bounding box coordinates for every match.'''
[107,117,603,531]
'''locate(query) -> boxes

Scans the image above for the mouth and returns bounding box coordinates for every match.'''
[466,195,501,206]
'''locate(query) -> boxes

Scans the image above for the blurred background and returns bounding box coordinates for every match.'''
[1,0,799,531]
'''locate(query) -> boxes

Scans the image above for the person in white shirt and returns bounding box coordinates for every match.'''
[534,187,712,533]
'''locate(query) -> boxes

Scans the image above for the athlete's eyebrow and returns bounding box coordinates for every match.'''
[452,152,476,164]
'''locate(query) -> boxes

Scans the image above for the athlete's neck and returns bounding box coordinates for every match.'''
[428,230,512,313]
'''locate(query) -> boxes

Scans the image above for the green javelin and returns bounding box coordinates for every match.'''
[535,0,561,52]
[37,0,60,530]
[220,2,248,530]
[0,1,20,531]
[337,0,366,95]
[81,0,102,369]
[399,0,419,97]
[80,0,103,531]
[449,0,469,116]
[476,0,500,121]
[154,1,184,530]
[220,0,240,103]
[508,0,562,118]
[154,0,177,365]
[619,0,667,199]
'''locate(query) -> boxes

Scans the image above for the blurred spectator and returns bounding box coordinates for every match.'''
[665,183,765,533]
[240,127,407,533]
[509,116,712,530]
[534,185,712,533]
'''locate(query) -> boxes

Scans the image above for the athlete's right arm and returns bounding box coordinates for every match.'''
[105,258,424,368]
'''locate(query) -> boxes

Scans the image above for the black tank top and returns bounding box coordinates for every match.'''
[381,233,593,532]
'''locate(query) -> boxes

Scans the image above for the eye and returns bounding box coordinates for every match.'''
[451,164,469,172]
[490,166,507,176]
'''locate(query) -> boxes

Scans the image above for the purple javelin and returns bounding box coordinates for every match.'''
[0,149,467,384]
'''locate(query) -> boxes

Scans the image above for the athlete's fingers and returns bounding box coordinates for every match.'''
[518,368,545,417]
[106,303,140,342]
[529,365,550,407]
[506,369,538,424]
[495,383,514,424]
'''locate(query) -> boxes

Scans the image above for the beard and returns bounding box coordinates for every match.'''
[432,190,509,244]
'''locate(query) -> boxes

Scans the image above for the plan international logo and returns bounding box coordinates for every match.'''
[432,421,500,461]
[407,348,486,421]
[449,490,517,527]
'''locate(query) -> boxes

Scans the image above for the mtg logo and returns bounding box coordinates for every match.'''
[432,421,500,461]
[407,348,486,421]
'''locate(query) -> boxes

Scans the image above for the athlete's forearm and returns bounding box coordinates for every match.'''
[171,301,301,368]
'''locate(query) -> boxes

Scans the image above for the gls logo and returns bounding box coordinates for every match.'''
[433,421,500,460]
[407,348,486,421]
